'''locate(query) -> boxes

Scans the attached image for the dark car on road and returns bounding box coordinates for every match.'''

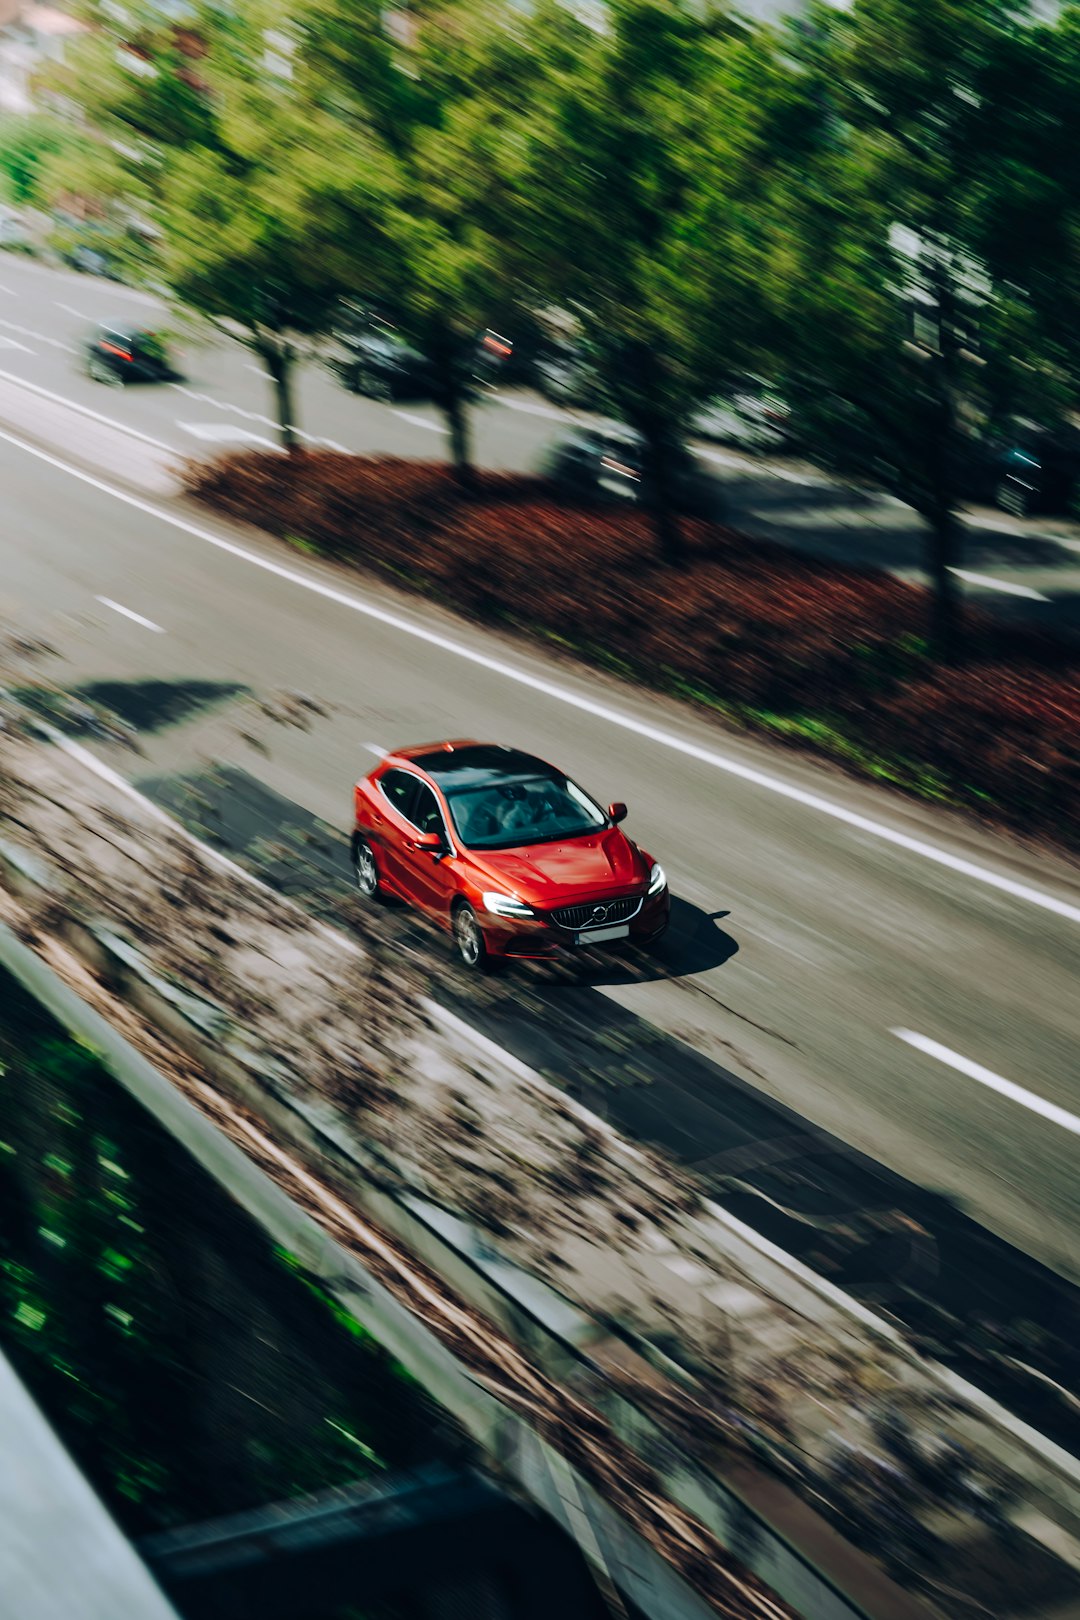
[333,327,432,401]
[329,306,513,401]
[85,323,177,386]
[352,740,669,970]
[539,425,725,518]
[982,418,1080,518]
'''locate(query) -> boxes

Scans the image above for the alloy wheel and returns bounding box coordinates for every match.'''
[454,904,485,969]
[352,839,379,898]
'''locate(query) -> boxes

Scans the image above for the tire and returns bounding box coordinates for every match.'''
[351,836,380,900]
[452,901,489,971]
[360,368,392,403]
[996,479,1030,519]
[88,355,122,387]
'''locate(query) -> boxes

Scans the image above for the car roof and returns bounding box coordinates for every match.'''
[388,741,558,790]
[94,322,157,342]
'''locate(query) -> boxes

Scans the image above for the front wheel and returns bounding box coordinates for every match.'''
[453,902,489,971]
[352,836,380,899]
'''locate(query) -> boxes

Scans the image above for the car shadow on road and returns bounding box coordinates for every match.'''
[536,895,739,988]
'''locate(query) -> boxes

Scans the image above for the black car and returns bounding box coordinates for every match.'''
[332,328,432,401]
[84,323,176,386]
[330,308,513,401]
[984,419,1080,518]
[539,426,724,517]
[533,345,600,409]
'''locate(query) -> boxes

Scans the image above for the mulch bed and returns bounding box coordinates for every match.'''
[187,452,1080,851]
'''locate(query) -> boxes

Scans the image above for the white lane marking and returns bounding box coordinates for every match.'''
[95,595,165,633]
[177,420,280,449]
[0,333,32,353]
[893,1030,1080,1137]
[392,410,447,433]
[1,423,1079,931]
[0,316,75,353]
[361,741,387,755]
[244,362,269,377]
[500,397,571,421]
[0,367,176,451]
[0,283,15,295]
[56,302,91,318]
[171,382,346,451]
[950,567,1049,602]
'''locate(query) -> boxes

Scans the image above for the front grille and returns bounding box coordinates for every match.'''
[550,894,642,931]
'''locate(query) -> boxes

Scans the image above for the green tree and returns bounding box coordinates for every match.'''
[510,0,752,563]
[297,0,543,488]
[163,109,371,450]
[766,0,1043,659]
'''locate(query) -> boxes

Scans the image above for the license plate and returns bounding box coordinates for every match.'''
[574,923,630,945]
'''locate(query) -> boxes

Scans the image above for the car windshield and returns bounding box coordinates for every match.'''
[446,774,608,849]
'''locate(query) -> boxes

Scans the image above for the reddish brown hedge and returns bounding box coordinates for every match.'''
[188,452,1080,849]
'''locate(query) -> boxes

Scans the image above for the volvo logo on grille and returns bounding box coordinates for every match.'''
[590,905,609,924]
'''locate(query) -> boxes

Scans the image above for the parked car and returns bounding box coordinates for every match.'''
[352,740,669,969]
[0,206,28,249]
[534,345,601,409]
[332,328,431,400]
[982,418,1080,518]
[692,379,791,451]
[539,425,724,517]
[329,306,514,400]
[84,323,177,386]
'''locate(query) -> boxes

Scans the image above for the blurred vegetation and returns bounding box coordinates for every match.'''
[0,968,457,1537]
[32,0,1080,656]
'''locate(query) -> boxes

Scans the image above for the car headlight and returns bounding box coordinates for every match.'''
[647,862,667,895]
[482,892,535,919]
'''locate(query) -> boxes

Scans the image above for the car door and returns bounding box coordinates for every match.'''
[371,767,425,897]
[393,782,457,917]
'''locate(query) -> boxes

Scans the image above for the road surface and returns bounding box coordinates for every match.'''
[1,402,1079,1304]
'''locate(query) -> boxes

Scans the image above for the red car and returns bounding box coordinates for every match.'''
[351,741,670,969]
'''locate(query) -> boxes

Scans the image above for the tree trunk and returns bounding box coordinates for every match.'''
[445,390,476,494]
[640,431,685,566]
[263,343,298,454]
[926,507,963,662]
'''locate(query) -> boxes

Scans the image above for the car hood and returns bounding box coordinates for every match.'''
[469,828,646,903]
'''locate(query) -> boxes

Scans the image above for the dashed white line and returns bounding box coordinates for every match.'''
[0,334,33,353]
[0,367,176,451]
[177,420,280,450]
[950,567,1049,602]
[0,316,75,353]
[361,741,387,755]
[893,1030,1080,1137]
[95,595,165,633]
[1,422,1079,930]
[56,302,91,319]
[392,410,447,433]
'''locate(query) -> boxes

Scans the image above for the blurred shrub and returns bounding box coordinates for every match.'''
[189,452,1080,846]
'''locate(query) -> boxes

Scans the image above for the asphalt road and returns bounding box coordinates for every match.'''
[3,248,1080,630]
[2,389,1079,1315]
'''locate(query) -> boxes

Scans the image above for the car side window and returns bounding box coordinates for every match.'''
[379,769,421,823]
[410,784,446,840]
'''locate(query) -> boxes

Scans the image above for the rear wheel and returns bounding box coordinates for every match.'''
[359,367,393,402]
[453,902,488,971]
[88,355,122,386]
[351,836,380,899]
[996,478,1031,519]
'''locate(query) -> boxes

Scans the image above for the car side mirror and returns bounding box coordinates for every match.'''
[608,802,628,824]
[412,830,445,854]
